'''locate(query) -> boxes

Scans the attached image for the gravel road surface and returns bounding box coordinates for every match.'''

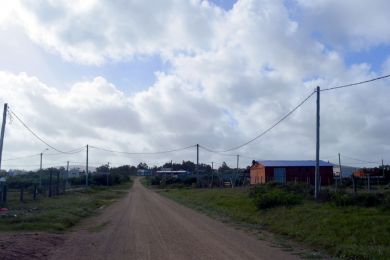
[49,178,298,260]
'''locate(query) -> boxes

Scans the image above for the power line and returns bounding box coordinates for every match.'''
[89,144,196,155]
[201,91,316,153]
[341,154,381,164]
[199,145,237,156]
[9,109,83,154]
[321,74,390,92]
[2,153,40,161]
[45,147,86,156]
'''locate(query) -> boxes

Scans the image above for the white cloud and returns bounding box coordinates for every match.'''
[1,0,390,170]
[296,0,390,50]
[3,0,224,64]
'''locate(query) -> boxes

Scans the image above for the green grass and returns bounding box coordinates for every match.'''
[160,188,390,259]
[0,182,132,232]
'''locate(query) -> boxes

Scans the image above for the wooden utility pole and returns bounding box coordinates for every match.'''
[210,162,214,187]
[106,162,110,186]
[196,144,199,186]
[40,153,43,170]
[66,161,69,187]
[86,144,89,187]
[196,144,199,169]
[315,86,320,200]
[236,155,240,188]
[0,103,8,172]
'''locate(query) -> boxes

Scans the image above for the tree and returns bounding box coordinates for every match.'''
[218,161,231,171]
[137,162,148,170]
[96,164,109,173]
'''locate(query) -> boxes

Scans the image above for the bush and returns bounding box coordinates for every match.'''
[356,193,382,207]
[149,176,162,185]
[383,192,390,209]
[318,189,334,202]
[332,192,382,207]
[249,185,267,198]
[284,183,313,197]
[332,192,355,207]
[252,189,302,210]
[183,177,197,186]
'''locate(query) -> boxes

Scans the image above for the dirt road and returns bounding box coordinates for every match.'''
[49,178,298,260]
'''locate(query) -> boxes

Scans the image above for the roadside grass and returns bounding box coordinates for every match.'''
[0,181,132,232]
[160,188,390,259]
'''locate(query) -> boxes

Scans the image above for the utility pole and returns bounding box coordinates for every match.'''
[39,153,43,188]
[0,103,8,172]
[40,153,43,170]
[338,153,342,187]
[211,162,214,188]
[39,148,48,188]
[236,155,240,188]
[196,144,199,168]
[106,162,110,186]
[66,161,69,187]
[86,144,89,188]
[196,144,199,186]
[315,86,320,200]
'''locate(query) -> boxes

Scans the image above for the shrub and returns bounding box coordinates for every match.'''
[355,193,382,207]
[318,189,334,202]
[249,185,267,198]
[149,176,162,185]
[183,177,197,186]
[253,189,302,210]
[332,192,355,207]
[284,183,313,197]
[383,192,390,209]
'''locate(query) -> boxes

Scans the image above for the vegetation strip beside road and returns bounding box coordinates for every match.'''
[0,181,132,232]
[158,186,390,259]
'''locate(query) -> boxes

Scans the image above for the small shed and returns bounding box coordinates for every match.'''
[250,160,334,185]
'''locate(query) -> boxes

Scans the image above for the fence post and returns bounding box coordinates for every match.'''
[20,185,24,202]
[2,184,6,203]
[49,171,53,198]
[56,171,60,196]
[33,185,37,200]
[352,175,357,196]
[367,173,371,192]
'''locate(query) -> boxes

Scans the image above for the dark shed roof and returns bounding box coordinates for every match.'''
[254,160,333,167]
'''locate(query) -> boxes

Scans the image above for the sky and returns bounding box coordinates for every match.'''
[1,0,390,171]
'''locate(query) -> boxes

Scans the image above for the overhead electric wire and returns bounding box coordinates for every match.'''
[2,153,40,161]
[89,144,196,155]
[341,154,381,164]
[201,90,316,153]
[199,145,237,157]
[321,74,390,92]
[45,146,86,156]
[200,74,390,154]
[9,109,83,154]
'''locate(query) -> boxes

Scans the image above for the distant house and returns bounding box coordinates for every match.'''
[250,160,334,185]
[353,168,383,177]
[137,169,152,176]
[156,170,189,178]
